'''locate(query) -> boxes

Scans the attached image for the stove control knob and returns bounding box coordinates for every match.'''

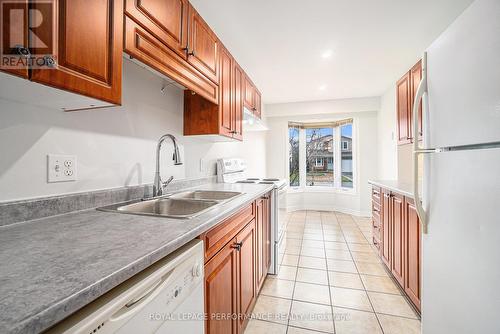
[192,263,202,277]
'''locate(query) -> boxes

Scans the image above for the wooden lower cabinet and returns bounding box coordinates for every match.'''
[391,193,405,287]
[201,193,272,334]
[380,189,392,268]
[235,220,257,333]
[372,185,422,313]
[404,197,422,311]
[204,238,238,334]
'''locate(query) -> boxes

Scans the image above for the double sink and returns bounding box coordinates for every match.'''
[98,190,243,219]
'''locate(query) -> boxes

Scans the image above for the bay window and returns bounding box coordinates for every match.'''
[288,119,354,190]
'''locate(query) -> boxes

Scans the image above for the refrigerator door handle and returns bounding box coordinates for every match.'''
[413,52,429,234]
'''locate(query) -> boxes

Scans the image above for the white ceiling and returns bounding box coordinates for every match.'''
[190,0,473,104]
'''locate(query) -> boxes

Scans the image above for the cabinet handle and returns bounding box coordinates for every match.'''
[43,55,57,68]
[230,130,237,134]
[188,50,196,57]
[14,45,30,58]
[261,196,270,200]
[231,242,242,251]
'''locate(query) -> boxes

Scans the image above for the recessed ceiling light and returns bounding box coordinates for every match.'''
[321,50,333,59]
[319,85,327,91]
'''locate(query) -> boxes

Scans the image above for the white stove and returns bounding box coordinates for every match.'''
[217,158,287,275]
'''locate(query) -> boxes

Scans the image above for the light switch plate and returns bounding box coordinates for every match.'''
[47,154,77,183]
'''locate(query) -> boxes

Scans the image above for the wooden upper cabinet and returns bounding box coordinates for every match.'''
[29,0,123,106]
[397,59,423,145]
[0,0,29,78]
[391,193,405,287]
[184,46,245,141]
[187,4,219,84]
[219,46,233,138]
[232,62,244,141]
[125,0,188,58]
[404,197,422,311]
[244,75,255,111]
[254,89,262,119]
[396,71,411,145]
[410,60,423,140]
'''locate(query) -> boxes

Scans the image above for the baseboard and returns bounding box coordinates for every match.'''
[286,205,371,217]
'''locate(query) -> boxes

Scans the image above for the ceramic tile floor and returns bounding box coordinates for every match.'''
[245,210,421,334]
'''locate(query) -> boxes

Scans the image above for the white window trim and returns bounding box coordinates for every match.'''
[287,121,356,194]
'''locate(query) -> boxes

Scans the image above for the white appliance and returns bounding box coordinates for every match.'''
[217,158,287,275]
[48,240,205,334]
[411,1,500,333]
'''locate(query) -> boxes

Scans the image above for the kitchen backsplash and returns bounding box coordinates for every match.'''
[0,176,216,227]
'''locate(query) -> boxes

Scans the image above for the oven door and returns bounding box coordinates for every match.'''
[269,184,287,275]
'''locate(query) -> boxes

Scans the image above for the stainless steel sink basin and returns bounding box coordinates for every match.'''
[170,190,242,201]
[97,190,244,219]
[115,198,218,218]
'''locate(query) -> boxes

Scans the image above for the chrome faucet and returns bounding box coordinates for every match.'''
[153,134,183,197]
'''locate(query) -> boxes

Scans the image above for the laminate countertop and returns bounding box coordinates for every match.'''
[368,180,420,198]
[0,182,274,334]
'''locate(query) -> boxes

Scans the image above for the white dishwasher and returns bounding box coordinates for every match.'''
[48,240,205,334]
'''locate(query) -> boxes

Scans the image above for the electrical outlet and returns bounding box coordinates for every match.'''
[48,154,77,183]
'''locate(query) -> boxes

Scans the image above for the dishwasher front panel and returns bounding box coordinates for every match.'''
[47,240,205,334]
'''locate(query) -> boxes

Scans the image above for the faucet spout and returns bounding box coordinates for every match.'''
[153,134,183,197]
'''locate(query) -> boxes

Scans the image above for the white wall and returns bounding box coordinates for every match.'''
[0,60,267,202]
[377,87,398,180]
[265,98,379,216]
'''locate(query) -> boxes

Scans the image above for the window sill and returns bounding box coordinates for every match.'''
[287,187,357,196]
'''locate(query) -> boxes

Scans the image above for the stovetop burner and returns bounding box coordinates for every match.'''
[262,178,280,181]
[236,180,257,184]
[246,178,260,180]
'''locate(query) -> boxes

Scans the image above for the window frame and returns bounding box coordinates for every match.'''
[287,120,356,194]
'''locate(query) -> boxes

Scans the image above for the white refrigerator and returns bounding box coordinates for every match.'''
[415,0,500,333]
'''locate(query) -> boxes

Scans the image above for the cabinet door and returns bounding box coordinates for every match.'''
[187,4,219,84]
[244,75,255,110]
[30,0,123,106]
[404,197,422,311]
[254,89,262,118]
[396,72,411,145]
[125,0,188,58]
[232,62,244,141]
[0,0,29,78]
[391,193,405,287]
[380,190,392,268]
[125,17,218,104]
[219,46,233,138]
[205,239,238,334]
[256,198,266,291]
[236,220,257,333]
[410,60,423,140]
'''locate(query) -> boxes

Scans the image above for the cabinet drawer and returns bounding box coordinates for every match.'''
[199,202,255,262]
[372,186,381,204]
[124,16,218,104]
